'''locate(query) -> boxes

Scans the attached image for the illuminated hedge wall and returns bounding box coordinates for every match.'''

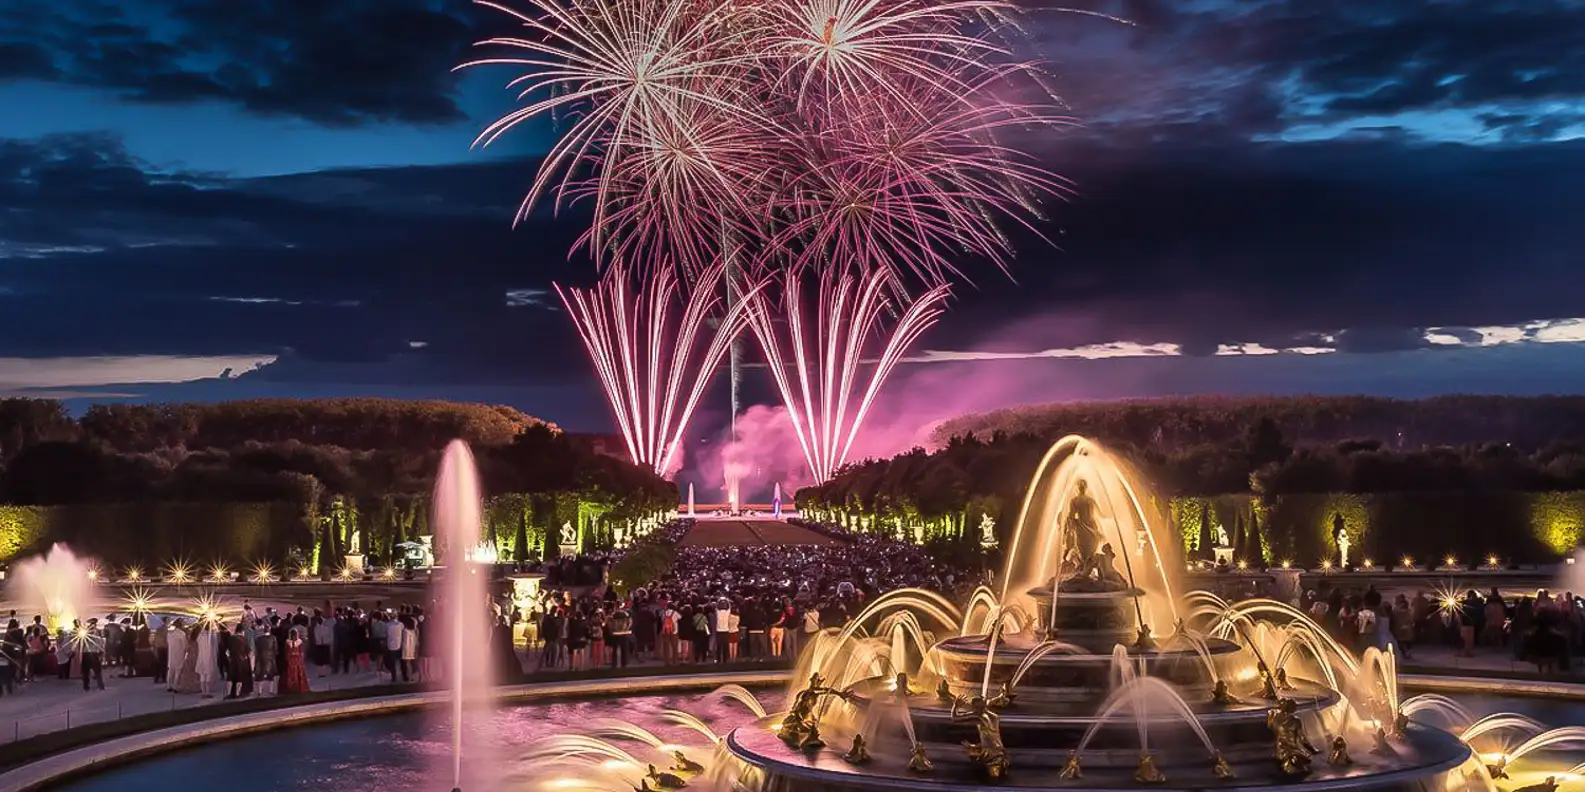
[1170,491,1583,566]
[0,502,307,566]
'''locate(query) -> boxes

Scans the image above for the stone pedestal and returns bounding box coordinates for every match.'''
[344,553,366,576]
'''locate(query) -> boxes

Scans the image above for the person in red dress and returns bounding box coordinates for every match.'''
[282,627,311,694]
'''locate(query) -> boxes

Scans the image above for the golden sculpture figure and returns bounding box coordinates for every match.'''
[951,695,1011,781]
[1274,667,1296,691]
[1486,756,1509,779]
[1134,752,1167,784]
[671,751,704,775]
[1512,777,1561,792]
[908,743,933,773]
[988,681,1017,710]
[843,734,872,764]
[1060,751,1083,780]
[1267,698,1319,776]
[1212,752,1236,779]
[1212,679,1239,705]
[779,673,847,748]
[1327,735,1353,766]
[646,764,688,789]
[1062,479,1104,577]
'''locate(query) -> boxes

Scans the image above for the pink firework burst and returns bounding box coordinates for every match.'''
[556,261,763,475]
[743,266,950,483]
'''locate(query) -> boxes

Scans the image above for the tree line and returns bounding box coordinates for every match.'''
[930,395,1585,454]
[0,398,675,569]
[798,417,1585,527]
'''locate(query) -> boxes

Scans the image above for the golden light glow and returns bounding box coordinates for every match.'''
[124,566,144,583]
[1321,559,1333,571]
[86,568,99,581]
[123,587,156,615]
[380,567,397,580]
[1236,559,1249,571]
[251,562,276,584]
[1401,556,1415,569]
[1281,560,1292,569]
[296,566,314,581]
[337,566,356,581]
[165,561,193,585]
[1486,555,1500,567]
[1444,555,1458,567]
[1362,558,1375,569]
[206,563,231,583]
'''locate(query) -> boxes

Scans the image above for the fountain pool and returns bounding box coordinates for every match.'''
[31,436,1585,792]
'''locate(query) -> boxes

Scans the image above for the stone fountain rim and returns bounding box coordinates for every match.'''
[723,721,1476,792]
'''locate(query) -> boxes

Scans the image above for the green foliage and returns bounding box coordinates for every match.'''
[0,502,307,565]
[608,541,676,590]
[0,506,50,561]
[930,395,1585,453]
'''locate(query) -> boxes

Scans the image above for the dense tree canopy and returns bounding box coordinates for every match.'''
[931,395,1585,453]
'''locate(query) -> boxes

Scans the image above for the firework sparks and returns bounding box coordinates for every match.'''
[744,267,949,483]
[558,261,764,474]
[469,0,1076,476]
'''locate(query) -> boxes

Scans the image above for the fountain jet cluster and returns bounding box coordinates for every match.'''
[510,436,1583,792]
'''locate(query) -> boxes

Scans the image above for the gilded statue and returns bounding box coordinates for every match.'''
[1211,679,1238,705]
[646,765,688,789]
[842,734,872,764]
[1212,752,1235,779]
[1134,752,1167,784]
[1266,698,1318,776]
[1512,778,1561,792]
[988,681,1017,710]
[1327,735,1353,766]
[1059,751,1082,779]
[907,743,933,773]
[671,752,704,775]
[935,679,954,702]
[1274,667,1296,691]
[1062,480,1104,577]
[1486,756,1509,779]
[951,695,1010,781]
[779,673,849,748]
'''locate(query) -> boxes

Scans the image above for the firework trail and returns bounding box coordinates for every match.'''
[744,267,950,483]
[557,262,763,475]
[467,0,1079,480]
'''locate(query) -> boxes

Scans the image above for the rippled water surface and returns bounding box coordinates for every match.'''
[52,691,1583,792]
[58,692,777,792]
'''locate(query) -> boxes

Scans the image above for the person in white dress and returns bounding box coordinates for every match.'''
[195,624,219,698]
[165,622,188,693]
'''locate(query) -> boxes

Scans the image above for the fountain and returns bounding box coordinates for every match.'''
[6,543,96,632]
[433,440,494,792]
[492,436,1579,792]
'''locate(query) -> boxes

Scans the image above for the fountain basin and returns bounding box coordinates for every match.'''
[721,720,1476,792]
[931,633,1243,705]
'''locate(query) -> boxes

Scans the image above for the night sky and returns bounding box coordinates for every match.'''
[2,0,1583,438]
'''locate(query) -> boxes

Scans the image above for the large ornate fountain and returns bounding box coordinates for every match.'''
[529,437,1582,792]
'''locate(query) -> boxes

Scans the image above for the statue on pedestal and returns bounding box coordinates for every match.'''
[979,513,998,549]
[559,521,577,547]
[1062,480,1104,578]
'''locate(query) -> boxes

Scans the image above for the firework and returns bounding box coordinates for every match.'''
[558,261,763,474]
[744,267,949,483]
[466,0,1068,287]
[469,0,1073,480]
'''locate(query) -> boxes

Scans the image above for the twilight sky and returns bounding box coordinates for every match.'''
[1,0,1583,438]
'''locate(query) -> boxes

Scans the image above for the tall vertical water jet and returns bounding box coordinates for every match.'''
[434,440,492,792]
[687,483,696,517]
[7,543,96,632]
